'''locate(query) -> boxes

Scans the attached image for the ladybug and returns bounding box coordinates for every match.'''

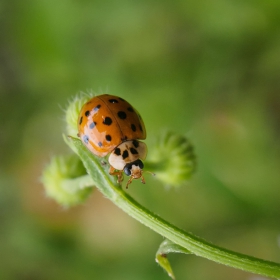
[77,94,147,188]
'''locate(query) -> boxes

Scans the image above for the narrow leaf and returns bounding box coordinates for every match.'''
[156,239,192,279]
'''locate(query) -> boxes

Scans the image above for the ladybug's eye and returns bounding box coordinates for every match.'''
[124,164,132,176]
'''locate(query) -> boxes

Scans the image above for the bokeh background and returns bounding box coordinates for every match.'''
[1,0,280,279]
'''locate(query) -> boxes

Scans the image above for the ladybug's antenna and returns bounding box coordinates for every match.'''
[145,170,156,177]
[142,170,156,185]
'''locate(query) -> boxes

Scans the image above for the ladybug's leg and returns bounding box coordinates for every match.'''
[109,166,124,183]
[140,175,146,184]
[125,176,133,189]
[117,172,124,183]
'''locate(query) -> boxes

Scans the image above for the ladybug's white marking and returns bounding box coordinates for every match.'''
[108,140,147,171]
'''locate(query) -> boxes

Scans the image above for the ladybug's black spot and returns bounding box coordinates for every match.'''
[79,116,83,125]
[83,135,89,144]
[114,148,121,156]
[131,124,136,132]
[103,117,112,125]
[85,110,90,117]
[105,134,111,142]
[139,124,143,132]
[137,159,144,169]
[127,107,134,112]
[122,150,129,159]
[93,104,101,112]
[130,147,138,155]
[109,99,118,103]
[118,111,127,119]
[89,122,96,129]
[98,141,103,147]
[132,140,139,148]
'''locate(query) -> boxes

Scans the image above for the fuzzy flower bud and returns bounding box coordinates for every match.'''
[146,131,195,187]
[65,93,93,136]
[41,154,94,207]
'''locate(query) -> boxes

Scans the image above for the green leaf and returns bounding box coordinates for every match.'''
[156,239,192,280]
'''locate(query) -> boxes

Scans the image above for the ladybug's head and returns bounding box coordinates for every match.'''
[123,159,145,188]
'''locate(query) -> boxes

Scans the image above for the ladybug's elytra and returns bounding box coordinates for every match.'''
[77,94,147,188]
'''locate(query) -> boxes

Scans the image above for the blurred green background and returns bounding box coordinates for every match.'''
[1,0,280,279]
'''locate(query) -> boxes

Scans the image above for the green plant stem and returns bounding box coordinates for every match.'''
[71,137,280,279]
[62,174,95,193]
[115,190,280,278]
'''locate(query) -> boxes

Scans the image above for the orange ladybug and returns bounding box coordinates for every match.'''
[77,94,147,188]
